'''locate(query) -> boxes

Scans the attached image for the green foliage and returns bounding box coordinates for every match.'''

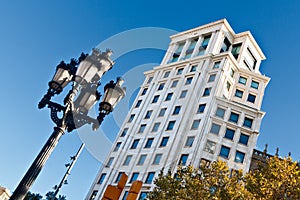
[24,192,43,200]
[25,191,66,200]
[148,157,300,200]
[245,156,300,199]
[45,191,67,200]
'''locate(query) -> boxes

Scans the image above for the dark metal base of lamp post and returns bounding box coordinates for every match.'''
[10,127,65,200]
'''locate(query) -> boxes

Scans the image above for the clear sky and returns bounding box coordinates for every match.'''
[0,0,300,199]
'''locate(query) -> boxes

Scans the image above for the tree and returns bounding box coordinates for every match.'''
[24,192,43,200]
[24,191,66,200]
[148,160,252,200]
[148,157,300,200]
[45,191,67,200]
[245,156,300,199]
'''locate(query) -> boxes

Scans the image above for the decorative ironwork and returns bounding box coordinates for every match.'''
[10,49,126,200]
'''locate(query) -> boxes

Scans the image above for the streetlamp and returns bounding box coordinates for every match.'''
[10,48,126,200]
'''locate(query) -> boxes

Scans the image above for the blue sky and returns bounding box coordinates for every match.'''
[1,0,300,199]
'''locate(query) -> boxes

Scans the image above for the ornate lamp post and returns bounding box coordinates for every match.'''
[10,49,126,200]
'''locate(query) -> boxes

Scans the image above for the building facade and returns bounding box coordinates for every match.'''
[0,186,11,200]
[86,19,270,200]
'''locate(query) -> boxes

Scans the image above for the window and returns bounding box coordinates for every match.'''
[229,68,235,78]
[131,139,140,149]
[215,107,225,119]
[190,65,197,72]
[121,128,128,137]
[203,87,212,96]
[129,172,139,183]
[208,74,216,82]
[138,124,146,133]
[173,106,181,115]
[185,38,198,59]
[122,191,128,200]
[135,100,142,108]
[158,108,167,117]
[235,89,243,98]
[137,155,147,165]
[145,172,155,184]
[177,68,184,75]
[90,190,98,200]
[147,76,153,84]
[244,48,257,70]
[185,77,193,85]
[170,42,185,62]
[144,110,152,119]
[204,140,216,154]
[251,80,259,89]
[229,112,239,123]
[144,138,154,148]
[153,154,162,165]
[239,133,249,145]
[152,95,159,103]
[198,35,211,55]
[128,114,135,123]
[219,146,230,158]
[210,123,221,135]
[141,88,148,95]
[165,93,173,101]
[171,80,178,88]
[224,128,235,140]
[200,158,211,168]
[243,117,253,128]
[226,81,231,91]
[152,122,160,132]
[158,83,165,90]
[179,90,188,98]
[191,119,201,129]
[220,37,231,53]
[123,155,132,166]
[115,172,123,183]
[166,121,175,130]
[197,104,206,113]
[113,142,121,151]
[98,173,106,184]
[238,76,247,85]
[179,154,189,165]
[231,43,242,59]
[247,94,256,103]
[160,137,169,147]
[106,157,114,167]
[185,136,195,147]
[139,192,148,200]
[235,151,245,163]
[163,71,170,78]
[213,61,221,69]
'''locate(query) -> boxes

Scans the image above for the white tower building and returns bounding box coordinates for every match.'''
[86,19,270,200]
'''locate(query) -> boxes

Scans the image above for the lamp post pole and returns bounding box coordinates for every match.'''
[10,49,126,200]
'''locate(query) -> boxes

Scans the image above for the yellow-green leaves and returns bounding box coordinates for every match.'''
[148,157,300,200]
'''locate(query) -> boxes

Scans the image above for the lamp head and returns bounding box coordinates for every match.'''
[75,48,114,85]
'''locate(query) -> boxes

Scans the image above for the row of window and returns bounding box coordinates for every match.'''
[180,144,246,167]
[215,108,254,129]
[122,191,148,200]
[210,123,250,145]
[238,76,259,89]
[146,60,222,85]
[124,115,203,137]
[121,103,207,138]
[161,65,198,79]
[98,171,156,186]
[169,34,212,63]
[168,33,248,65]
